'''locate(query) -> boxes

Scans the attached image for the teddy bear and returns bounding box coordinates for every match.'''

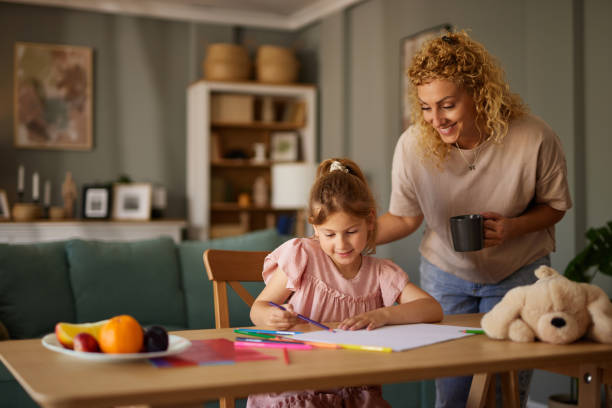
[481,265,612,344]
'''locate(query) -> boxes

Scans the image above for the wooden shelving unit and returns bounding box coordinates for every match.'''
[186,80,317,240]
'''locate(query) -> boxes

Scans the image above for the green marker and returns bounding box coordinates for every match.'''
[461,329,485,334]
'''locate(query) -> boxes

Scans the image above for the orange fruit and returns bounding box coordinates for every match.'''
[98,315,144,354]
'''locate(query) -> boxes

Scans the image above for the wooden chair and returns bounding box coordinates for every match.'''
[203,249,270,408]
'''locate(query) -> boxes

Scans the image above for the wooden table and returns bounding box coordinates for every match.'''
[1,314,611,408]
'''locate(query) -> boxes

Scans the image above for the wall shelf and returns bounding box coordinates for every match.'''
[211,121,304,130]
[0,219,187,244]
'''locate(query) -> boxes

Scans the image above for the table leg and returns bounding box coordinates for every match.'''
[467,373,493,408]
[579,363,601,408]
[500,371,519,408]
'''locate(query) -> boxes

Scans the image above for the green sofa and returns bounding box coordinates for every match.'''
[0,228,433,408]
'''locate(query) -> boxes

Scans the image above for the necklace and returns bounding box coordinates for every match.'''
[455,141,483,171]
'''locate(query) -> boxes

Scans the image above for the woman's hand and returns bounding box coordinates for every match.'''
[262,303,300,330]
[338,309,388,331]
[482,206,565,248]
[482,211,515,247]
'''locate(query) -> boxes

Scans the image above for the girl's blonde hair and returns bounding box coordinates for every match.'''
[408,30,528,164]
[308,158,377,254]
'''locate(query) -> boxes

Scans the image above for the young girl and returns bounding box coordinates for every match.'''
[249,158,443,407]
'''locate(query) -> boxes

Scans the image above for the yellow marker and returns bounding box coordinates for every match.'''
[340,343,393,353]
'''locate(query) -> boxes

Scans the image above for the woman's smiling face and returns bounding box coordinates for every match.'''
[417,79,480,148]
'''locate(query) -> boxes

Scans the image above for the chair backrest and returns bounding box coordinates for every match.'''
[203,249,269,329]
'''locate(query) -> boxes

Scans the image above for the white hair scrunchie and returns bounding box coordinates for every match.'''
[329,161,349,173]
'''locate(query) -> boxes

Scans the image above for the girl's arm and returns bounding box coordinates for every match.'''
[250,267,301,329]
[338,283,443,331]
[376,212,423,245]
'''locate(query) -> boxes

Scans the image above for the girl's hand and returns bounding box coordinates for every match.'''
[264,303,300,330]
[338,310,388,331]
[482,212,515,247]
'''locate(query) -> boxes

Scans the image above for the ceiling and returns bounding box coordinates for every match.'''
[2,0,363,30]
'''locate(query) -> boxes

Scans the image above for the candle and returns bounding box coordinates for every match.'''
[44,180,51,206]
[17,165,24,192]
[32,172,39,201]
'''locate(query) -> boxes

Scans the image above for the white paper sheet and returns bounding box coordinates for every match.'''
[290,324,481,352]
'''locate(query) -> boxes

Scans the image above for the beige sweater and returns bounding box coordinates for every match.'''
[389,114,572,283]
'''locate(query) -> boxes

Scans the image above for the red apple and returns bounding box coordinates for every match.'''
[73,332,100,353]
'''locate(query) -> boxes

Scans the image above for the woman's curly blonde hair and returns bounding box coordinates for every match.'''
[407,30,528,164]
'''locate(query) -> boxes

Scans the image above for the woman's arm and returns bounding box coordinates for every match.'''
[337,283,443,331]
[250,267,301,329]
[376,212,424,245]
[482,204,565,248]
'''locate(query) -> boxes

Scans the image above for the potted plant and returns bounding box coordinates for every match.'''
[549,220,612,407]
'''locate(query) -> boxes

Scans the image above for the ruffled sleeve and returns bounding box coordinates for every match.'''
[262,238,309,290]
[377,259,410,306]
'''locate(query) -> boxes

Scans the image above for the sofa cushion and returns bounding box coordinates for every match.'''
[178,228,290,329]
[0,241,75,339]
[66,237,186,328]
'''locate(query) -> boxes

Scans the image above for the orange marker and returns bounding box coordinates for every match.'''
[283,348,290,365]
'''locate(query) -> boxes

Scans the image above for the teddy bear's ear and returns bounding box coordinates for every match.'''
[583,283,612,344]
[534,265,559,280]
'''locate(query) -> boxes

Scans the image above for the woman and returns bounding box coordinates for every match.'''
[377,30,572,408]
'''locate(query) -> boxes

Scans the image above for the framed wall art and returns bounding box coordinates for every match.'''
[400,24,451,132]
[14,42,93,150]
[112,183,152,220]
[270,131,299,162]
[0,189,10,220]
[82,185,111,219]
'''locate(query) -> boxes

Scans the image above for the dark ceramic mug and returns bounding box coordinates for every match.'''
[450,214,484,252]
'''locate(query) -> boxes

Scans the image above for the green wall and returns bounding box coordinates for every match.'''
[0,2,304,218]
[312,0,611,404]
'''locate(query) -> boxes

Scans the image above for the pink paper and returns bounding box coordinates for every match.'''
[150,338,275,367]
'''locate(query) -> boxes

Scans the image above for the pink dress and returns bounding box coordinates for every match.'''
[247,238,409,408]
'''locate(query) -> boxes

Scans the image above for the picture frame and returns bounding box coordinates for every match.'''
[0,189,10,220]
[82,185,112,219]
[112,183,152,220]
[400,24,451,132]
[14,42,93,150]
[270,131,299,162]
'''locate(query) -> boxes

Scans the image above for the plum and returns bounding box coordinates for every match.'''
[143,326,168,352]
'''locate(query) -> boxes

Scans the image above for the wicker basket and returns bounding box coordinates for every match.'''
[203,43,251,81]
[256,45,299,84]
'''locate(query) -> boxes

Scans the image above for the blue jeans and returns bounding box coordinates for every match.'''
[420,255,550,408]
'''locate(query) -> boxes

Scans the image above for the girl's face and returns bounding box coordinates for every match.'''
[314,211,371,276]
[417,79,480,148]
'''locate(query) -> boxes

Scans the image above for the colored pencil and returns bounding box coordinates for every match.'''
[268,301,334,332]
[234,341,313,350]
[235,328,303,335]
[235,337,306,345]
[233,329,276,339]
[283,348,290,365]
[460,329,485,334]
[339,343,393,353]
[273,337,342,349]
